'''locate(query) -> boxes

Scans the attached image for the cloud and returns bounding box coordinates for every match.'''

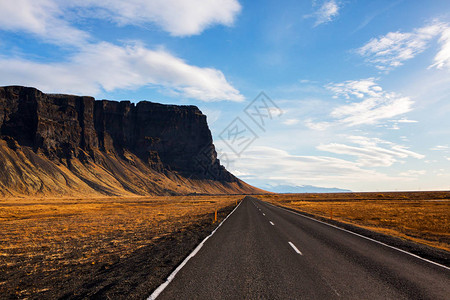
[0,0,241,45]
[0,0,89,45]
[227,145,381,183]
[71,0,242,36]
[0,42,244,101]
[313,0,340,27]
[399,170,426,177]
[222,145,421,190]
[327,77,383,99]
[357,22,448,71]
[0,1,244,101]
[306,78,413,129]
[394,118,418,123]
[282,118,300,125]
[430,145,449,151]
[431,27,450,69]
[317,135,424,167]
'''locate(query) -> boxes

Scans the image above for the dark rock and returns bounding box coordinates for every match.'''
[0,86,237,183]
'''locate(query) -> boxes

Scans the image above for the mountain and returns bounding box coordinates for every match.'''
[0,86,263,197]
[262,184,351,193]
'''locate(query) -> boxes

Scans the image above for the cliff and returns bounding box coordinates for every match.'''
[0,86,262,197]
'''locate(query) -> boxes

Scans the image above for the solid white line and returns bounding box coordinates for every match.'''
[288,241,303,255]
[148,200,244,299]
[263,200,450,271]
[269,221,275,226]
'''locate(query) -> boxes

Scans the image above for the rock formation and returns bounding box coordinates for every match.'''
[0,86,261,197]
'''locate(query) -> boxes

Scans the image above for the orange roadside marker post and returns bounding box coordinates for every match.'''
[330,207,333,220]
[214,209,217,223]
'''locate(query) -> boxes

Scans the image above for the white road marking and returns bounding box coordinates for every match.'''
[264,201,450,271]
[263,213,265,216]
[269,221,275,226]
[288,242,303,255]
[148,200,244,299]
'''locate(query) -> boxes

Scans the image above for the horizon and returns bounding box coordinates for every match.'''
[1,0,450,192]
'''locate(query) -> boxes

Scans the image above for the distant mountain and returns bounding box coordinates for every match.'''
[262,184,351,193]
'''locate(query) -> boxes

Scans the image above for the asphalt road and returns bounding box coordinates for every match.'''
[154,196,450,299]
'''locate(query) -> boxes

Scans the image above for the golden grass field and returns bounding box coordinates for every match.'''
[258,191,450,252]
[0,195,241,298]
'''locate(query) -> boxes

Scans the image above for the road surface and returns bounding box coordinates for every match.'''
[154,196,450,299]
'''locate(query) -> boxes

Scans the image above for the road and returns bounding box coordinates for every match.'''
[153,196,450,299]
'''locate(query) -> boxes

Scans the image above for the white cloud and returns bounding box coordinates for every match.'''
[0,1,243,101]
[430,145,449,151]
[283,118,300,125]
[70,0,242,36]
[395,118,418,123]
[228,145,381,183]
[331,94,413,126]
[357,22,447,71]
[0,0,241,44]
[223,145,421,190]
[0,0,89,45]
[327,78,382,99]
[317,136,424,167]
[0,42,244,101]
[431,27,450,69]
[306,78,413,129]
[313,0,340,27]
[399,170,426,177]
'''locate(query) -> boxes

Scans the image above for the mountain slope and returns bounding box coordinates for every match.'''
[0,86,263,197]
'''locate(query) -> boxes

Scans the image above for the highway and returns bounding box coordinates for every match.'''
[152,196,450,299]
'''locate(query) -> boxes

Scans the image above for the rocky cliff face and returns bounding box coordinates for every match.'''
[0,86,259,197]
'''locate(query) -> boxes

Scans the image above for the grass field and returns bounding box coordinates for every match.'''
[258,191,450,252]
[0,195,241,299]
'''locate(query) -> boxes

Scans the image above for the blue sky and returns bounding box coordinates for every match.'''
[1,0,450,191]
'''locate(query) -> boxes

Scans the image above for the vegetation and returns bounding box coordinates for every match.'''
[258,192,450,252]
[0,195,241,298]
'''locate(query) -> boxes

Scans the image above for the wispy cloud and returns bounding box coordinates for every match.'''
[399,170,426,177]
[0,0,89,45]
[0,42,244,101]
[357,22,449,71]
[0,0,241,44]
[69,0,242,37]
[306,78,413,129]
[431,27,450,69]
[283,118,300,125]
[312,0,341,27]
[0,0,244,101]
[430,145,449,151]
[227,145,382,183]
[317,135,424,167]
[222,145,421,190]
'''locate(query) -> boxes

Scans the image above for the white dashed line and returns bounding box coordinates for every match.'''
[265,201,449,270]
[288,242,303,255]
[263,213,265,216]
[269,221,275,226]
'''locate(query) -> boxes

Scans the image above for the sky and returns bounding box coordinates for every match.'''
[1,0,450,192]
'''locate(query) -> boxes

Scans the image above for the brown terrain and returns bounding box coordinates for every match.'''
[0,195,242,299]
[259,191,450,252]
[0,86,262,299]
[0,86,263,197]
[1,86,448,298]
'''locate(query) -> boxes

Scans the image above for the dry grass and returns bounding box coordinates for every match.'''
[258,192,450,252]
[0,195,241,297]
